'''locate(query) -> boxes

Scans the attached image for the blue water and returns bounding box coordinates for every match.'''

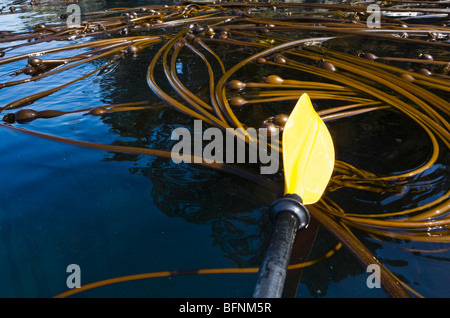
[0,127,264,297]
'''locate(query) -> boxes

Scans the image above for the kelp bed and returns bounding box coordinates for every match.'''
[0,0,449,298]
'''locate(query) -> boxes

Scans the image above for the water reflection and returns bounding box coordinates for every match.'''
[137,157,274,267]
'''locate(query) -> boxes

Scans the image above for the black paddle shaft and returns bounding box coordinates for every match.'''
[253,194,310,298]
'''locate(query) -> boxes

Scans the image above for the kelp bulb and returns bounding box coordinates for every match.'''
[15,109,37,122]
[126,45,139,55]
[228,80,246,90]
[400,73,415,82]
[321,62,336,71]
[23,66,37,75]
[358,52,378,61]
[28,57,43,67]
[229,97,248,107]
[273,114,289,127]
[417,68,432,76]
[89,107,108,116]
[318,59,337,72]
[418,53,433,61]
[264,75,284,84]
[260,122,279,136]
[274,54,286,64]
[205,27,215,36]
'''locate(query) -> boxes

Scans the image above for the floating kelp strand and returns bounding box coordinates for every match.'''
[320,105,391,122]
[245,25,450,48]
[338,221,450,243]
[334,135,439,186]
[338,113,441,181]
[217,2,450,16]
[1,23,121,52]
[89,100,160,117]
[179,40,229,125]
[322,184,450,233]
[3,108,82,123]
[343,215,450,230]
[1,37,162,101]
[318,102,389,120]
[0,120,282,196]
[214,36,335,129]
[333,160,379,180]
[317,197,450,242]
[404,77,450,92]
[70,101,159,118]
[242,91,373,105]
[323,49,450,91]
[190,37,226,75]
[408,197,450,222]
[52,242,342,298]
[402,246,450,254]
[374,56,450,65]
[266,55,450,148]
[300,46,450,116]
[329,190,450,221]
[225,28,293,45]
[0,32,76,52]
[164,36,276,146]
[328,177,399,194]
[218,39,446,201]
[382,0,450,5]
[357,28,450,37]
[309,205,411,297]
[229,78,353,92]
[167,40,216,112]
[317,101,384,116]
[0,36,162,66]
[229,96,258,108]
[2,55,120,111]
[247,88,359,97]
[0,32,46,44]
[164,38,228,128]
[0,40,150,89]
[200,36,269,50]
[147,29,219,127]
[262,76,351,92]
[315,58,450,130]
[133,13,237,31]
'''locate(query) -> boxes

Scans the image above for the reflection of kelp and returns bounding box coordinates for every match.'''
[146,159,271,221]
[0,1,449,297]
[134,157,276,266]
[298,226,365,297]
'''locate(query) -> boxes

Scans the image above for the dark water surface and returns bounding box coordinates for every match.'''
[0,0,449,298]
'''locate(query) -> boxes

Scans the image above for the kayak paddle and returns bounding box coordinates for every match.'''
[253,93,335,298]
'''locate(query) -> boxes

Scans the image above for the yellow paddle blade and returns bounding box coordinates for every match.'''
[282,93,335,204]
